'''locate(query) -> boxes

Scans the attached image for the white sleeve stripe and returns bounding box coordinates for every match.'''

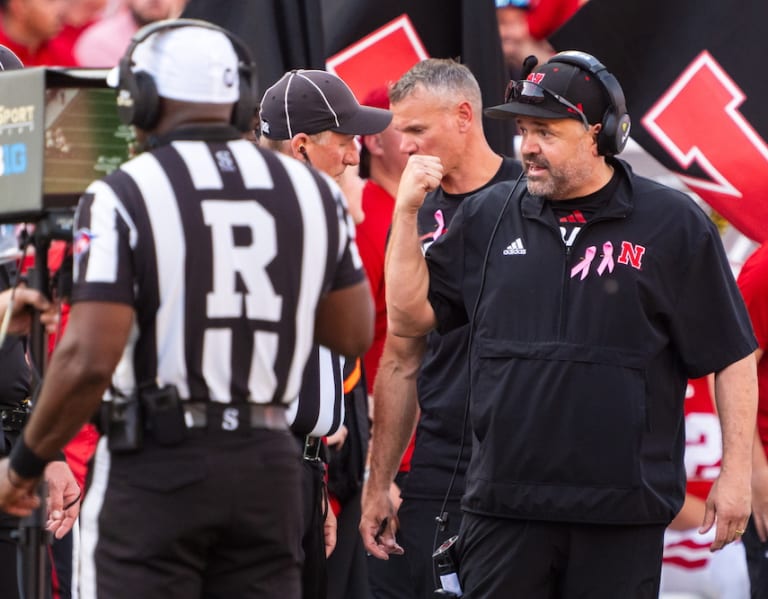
[86,180,139,248]
[121,154,189,397]
[82,183,120,283]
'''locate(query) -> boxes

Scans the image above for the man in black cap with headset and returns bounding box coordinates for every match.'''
[0,20,373,599]
[0,44,81,599]
[383,50,757,597]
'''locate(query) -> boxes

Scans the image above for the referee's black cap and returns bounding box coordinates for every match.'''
[0,46,23,71]
[259,69,392,140]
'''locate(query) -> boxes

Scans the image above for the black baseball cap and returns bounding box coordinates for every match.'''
[0,45,23,71]
[486,59,608,125]
[259,69,392,140]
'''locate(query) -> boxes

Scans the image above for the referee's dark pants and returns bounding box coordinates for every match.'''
[456,513,665,598]
[80,426,303,599]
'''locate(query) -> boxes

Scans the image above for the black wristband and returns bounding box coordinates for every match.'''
[9,435,49,480]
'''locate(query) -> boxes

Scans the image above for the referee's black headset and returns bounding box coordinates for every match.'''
[546,50,631,157]
[114,18,258,133]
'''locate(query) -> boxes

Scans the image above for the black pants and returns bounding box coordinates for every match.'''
[80,429,303,599]
[0,511,23,599]
[742,515,768,598]
[367,472,415,599]
[1,429,21,599]
[300,455,328,599]
[367,545,412,599]
[326,488,370,599]
[457,514,665,599]
[398,497,463,599]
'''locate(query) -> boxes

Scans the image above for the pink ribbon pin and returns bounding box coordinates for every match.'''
[597,241,615,275]
[432,209,445,241]
[571,246,596,280]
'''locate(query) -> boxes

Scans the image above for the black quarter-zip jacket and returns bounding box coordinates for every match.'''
[425,158,757,525]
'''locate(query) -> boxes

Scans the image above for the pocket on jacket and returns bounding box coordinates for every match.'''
[471,353,646,490]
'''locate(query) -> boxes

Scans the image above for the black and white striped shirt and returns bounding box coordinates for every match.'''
[288,345,345,437]
[71,128,365,406]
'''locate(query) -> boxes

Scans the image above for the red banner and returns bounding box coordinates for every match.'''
[326,15,428,102]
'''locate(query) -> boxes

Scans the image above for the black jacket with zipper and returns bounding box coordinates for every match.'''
[426,158,757,525]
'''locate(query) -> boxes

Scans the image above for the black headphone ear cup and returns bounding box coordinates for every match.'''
[129,71,161,131]
[117,68,161,131]
[598,108,617,156]
[597,108,631,156]
[615,113,631,154]
[231,69,256,132]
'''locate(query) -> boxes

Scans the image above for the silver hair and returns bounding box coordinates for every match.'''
[389,58,483,113]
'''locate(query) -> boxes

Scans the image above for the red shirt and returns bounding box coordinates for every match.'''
[0,25,76,67]
[738,242,768,449]
[355,179,414,472]
[53,21,97,63]
[356,179,395,394]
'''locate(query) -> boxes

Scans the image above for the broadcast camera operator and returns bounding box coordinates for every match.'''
[0,18,373,599]
[0,46,82,599]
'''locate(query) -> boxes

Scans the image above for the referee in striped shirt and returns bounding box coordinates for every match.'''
[0,20,373,599]
[260,69,392,599]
